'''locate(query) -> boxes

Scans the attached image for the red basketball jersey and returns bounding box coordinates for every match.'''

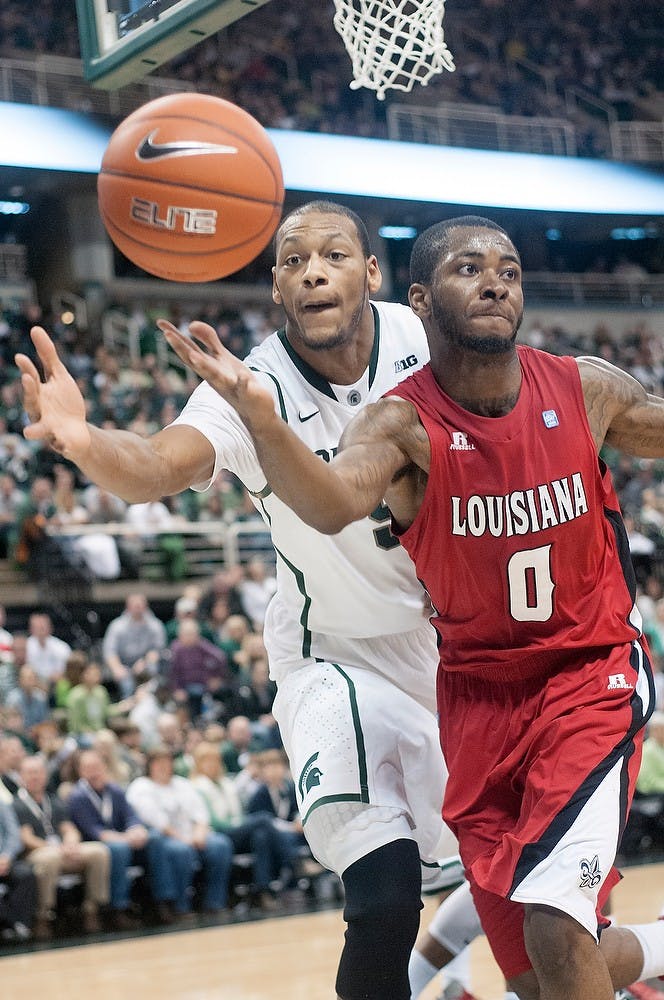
[390,346,642,677]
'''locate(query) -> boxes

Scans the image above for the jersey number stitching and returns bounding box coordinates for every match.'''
[507,544,555,622]
[369,503,400,551]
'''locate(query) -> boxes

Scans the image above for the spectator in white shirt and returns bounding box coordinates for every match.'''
[126,747,233,916]
[0,604,15,703]
[26,613,71,690]
[238,557,277,631]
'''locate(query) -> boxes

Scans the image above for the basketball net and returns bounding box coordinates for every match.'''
[333,0,455,101]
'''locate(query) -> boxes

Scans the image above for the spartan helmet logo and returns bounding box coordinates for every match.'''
[298,752,323,799]
[305,767,323,792]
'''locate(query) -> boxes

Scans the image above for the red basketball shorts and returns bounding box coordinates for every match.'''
[437,639,655,978]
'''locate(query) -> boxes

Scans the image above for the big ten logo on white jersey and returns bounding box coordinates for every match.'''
[394,354,418,374]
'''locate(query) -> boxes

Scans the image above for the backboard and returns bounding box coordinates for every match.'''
[76,0,273,90]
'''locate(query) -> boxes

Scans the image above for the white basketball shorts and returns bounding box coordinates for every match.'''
[271,627,457,876]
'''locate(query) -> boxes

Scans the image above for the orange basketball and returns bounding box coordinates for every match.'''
[97,93,284,283]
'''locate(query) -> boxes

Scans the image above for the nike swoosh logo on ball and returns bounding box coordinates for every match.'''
[135,130,239,161]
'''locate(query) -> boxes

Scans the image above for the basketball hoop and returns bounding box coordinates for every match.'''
[333,0,455,101]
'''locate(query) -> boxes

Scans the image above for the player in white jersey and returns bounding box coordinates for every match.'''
[171,296,455,874]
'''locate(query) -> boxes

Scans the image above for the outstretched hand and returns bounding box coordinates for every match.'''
[157,320,278,432]
[15,327,91,459]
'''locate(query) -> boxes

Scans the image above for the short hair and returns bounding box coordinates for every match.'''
[192,740,222,765]
[257,748,288,766]
[410,216,511,286]
[108,718,140,737]
[274,200,371,258]
[146,745,174,767]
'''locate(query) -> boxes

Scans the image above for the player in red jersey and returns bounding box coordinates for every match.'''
[153,216,664,1000]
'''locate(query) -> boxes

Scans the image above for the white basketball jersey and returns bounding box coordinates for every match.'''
[172,301,432,684]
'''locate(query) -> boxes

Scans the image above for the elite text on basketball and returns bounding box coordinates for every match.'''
[130,197,217,235]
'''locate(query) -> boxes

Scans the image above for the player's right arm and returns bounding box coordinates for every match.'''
[160,318,421,533]
[250,399,416,533]
[16,326,215,503]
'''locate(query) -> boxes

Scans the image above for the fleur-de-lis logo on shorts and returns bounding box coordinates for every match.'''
[579,855,602,888]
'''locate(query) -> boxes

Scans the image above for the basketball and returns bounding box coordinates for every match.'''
[97,93,284,283]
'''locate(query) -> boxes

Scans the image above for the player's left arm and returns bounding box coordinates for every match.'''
[578,356,664,457]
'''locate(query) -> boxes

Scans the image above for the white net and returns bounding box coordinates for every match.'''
[333,0,455,101]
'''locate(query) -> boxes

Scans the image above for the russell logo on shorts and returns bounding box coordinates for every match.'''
[607,673,634,690]
[298,752,323,799]
[579,855,602,888]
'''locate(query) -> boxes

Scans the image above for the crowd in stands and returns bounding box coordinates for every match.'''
[0,568,327,943]
[0,298,284,581]
[0,0,661,151]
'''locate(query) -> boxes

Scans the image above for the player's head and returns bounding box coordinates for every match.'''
[409,216,524,357]
[273,201,371,258]
[271,201,381,353]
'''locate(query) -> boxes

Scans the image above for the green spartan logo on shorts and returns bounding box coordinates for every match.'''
[298,752,323,798]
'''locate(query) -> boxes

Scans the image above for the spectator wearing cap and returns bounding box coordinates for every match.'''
[165,595,214,644]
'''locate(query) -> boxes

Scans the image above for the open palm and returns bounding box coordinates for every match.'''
[15,327,91,459]
[158,319,278,431]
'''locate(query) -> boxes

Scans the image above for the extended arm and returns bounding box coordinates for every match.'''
[15,327,215,503]
[578,356,664,457]
[159,320,415,533]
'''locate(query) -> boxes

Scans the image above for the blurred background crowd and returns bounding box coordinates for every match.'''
[0,0,662,147]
